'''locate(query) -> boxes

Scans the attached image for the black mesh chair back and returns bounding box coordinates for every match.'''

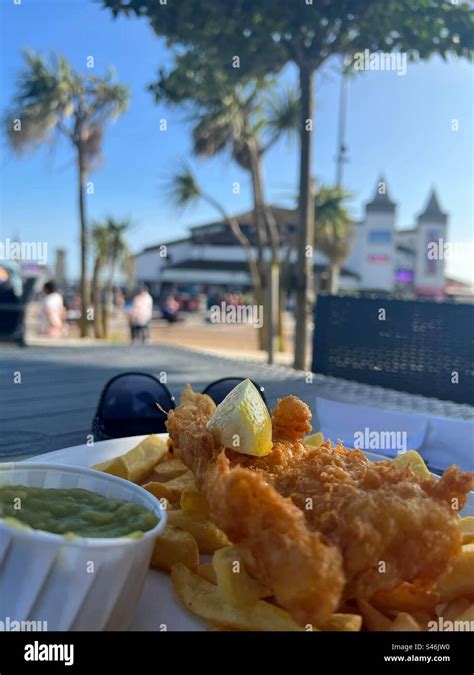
[312,294,474,405]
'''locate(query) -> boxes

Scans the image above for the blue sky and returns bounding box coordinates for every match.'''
[1,0,473,283]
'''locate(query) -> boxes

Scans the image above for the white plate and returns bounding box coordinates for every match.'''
[25,435,474,631]
[25,435,206,632]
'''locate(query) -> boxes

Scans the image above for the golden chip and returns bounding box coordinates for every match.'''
[171,563,302,631]
[436,548,474,602]
[92,435,168,483]
[149,458,189,482]
[372,581,439,613]
[213,546,271,607]
[150,525,199,572]
[180,485,209,516]
[167,510,229,553]
[316,613,362,632]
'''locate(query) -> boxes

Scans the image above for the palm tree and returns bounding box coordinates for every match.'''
[122,253,136,290]
[91,224,111,339]
[314,186,354,294]
[4,50,129,337]
[101,217,130,338]
[191,81,299,358]
[192,85,268,266]
[168,165,262,311]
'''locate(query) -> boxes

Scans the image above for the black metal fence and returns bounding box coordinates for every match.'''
[312,294,474,405]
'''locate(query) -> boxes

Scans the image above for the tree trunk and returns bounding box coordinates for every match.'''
[77,144,89,338]
[102,258,116,339]
[278,278,286,352]
[266,263,279,365]
[328,263,340,295]
[246,140,267,270]
[247,139,268,352]
[250,171,267,268]
[263,205,283,352]
[248,139,282,359]
[228,213,265,352]
[102,278,114,339]
[92,258,103,339]
[294,64,315,371]
[203,191,264,345]
[279,236,296,353]
[227,216,262,300]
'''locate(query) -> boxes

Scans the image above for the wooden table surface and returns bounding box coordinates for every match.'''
[1,344,472,461]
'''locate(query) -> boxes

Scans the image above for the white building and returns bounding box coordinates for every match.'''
[135,178,456,299]
[345,177,449,298]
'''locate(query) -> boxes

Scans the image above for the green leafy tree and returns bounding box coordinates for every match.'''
[154,65,298,357]
[168,164,261,311]
[91,223,111,339]
[91,217,130,338]
[102,217,130,338]
[4,50,129,336]
[103,0,473,366]
[314,187,354,294]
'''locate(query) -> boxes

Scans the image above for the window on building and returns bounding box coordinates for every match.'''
[368,230,392,243]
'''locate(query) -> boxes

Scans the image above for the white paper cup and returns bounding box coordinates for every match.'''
[0,462,167,631]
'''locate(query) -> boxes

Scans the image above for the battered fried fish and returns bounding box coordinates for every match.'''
[167,386,474,626]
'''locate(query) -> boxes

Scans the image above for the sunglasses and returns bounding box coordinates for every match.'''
[92,373,267,441]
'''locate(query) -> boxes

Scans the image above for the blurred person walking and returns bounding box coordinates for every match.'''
[128,286,153,343]
[40,281,65,338]
[161,295,180,323]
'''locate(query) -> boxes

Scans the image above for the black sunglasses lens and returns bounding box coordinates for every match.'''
[202,378,266,407]
[100,375,174,438]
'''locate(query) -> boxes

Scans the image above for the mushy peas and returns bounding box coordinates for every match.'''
[0,484,159,538]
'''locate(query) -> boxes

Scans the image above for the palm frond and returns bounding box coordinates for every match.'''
[91,222,112,261]
[4,49,129,161]
[192,108,233,156]
[166,164,201,207]
[314,186,354,265]
[92,217,131,271]
[265,89,300,147]
[87,76,129,125]
[106,218,130,263]
[4,50,75,153]
[191,91,249,160]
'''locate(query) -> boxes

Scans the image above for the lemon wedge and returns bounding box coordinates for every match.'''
[393,450,431,478]
[304,432,324,448]
[206,379,272,457]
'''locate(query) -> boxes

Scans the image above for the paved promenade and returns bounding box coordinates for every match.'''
[1,343,472,461]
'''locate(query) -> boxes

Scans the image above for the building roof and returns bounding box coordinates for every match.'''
[141,237,190,253]
[191,206,298,232]
[162,258,360,279]
[190,206,298,246]
[417,189,447,224]
[136,206,299,255]
[366,175,396,213]
[165,260,249,272]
